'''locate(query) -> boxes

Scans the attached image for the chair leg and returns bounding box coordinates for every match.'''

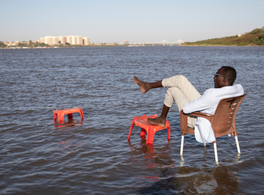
[180,135,184,155]
[54,113,57,121]
[79,108,84,120]
[167,126,170,141]
[214,142,218,164]
[140,128,146,138]
[58,113,64,122]
[235,136,241,154]
[127,120,135,140]
[68,113,73,119]
[146,127,155,145]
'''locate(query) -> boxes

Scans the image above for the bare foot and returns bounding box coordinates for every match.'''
[133,75,149,94]
[147,117,166,127]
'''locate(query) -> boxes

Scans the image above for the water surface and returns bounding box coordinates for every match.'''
[0,46,264,194]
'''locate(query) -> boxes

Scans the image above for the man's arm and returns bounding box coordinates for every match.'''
[183,89,215,114]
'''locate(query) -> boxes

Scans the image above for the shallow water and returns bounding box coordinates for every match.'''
[0,46,264,194]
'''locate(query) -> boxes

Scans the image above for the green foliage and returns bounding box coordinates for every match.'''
[18,41,49,47]
[183,26,264,46]
[250,28,264,35]
[259,34,264,39]
[252,34,264,45]
[0,41,6,47]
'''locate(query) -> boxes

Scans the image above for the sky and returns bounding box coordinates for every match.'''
[1,0,263,43]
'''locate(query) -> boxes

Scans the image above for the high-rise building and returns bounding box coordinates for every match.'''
[66,36,72,45]
[58,36,66,45]
[72,36,77,45]
[71,36,83,45]
[40,35,89,46]
[77,36,82,45]
[83,37,90,45]
[40,36,59,45]
[65,36,83,45]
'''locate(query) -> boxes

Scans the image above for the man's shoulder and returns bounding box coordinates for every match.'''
[204,84,244,97]
[203,88,218,96]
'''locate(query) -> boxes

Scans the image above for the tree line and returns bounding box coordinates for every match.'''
[183,27,264,46]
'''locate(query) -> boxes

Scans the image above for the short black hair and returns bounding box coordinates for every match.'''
[221,66,237,85]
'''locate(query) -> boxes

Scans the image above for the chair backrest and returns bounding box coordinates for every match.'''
[212,94,246,138]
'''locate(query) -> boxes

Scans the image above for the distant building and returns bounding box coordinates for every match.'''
[4,41,19,46]
[58,36,66,45]
[83,37,90,45]
[65,36,83,45]
[92,43,102,46]
[124,39,129,44]
[72,36,77,45]
[40,35,89,46]
[40,36,59,45]
[76,36,82,45]
[40,37,44,43]
[105,43,115,46]
[66,36,72,45]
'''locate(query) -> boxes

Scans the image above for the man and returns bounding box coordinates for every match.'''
[133,66,244,143]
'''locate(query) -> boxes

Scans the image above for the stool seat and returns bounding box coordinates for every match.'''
[53,107,84,122]
[128,114,171,145]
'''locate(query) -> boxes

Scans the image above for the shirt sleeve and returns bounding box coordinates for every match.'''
[183,89,215,114]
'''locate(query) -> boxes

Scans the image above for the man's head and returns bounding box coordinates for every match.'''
[214,66,237,88]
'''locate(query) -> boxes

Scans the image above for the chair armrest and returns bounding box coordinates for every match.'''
[182,111,214,122]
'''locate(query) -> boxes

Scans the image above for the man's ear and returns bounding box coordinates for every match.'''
[223,77,228,85]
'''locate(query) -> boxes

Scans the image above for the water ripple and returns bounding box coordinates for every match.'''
[0,46,264,194]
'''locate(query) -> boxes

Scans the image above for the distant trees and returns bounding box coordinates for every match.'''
[183,26,264,46]
[18,41,48,47]
[250,28,264,35]
[0,41,6,47]
[252,34,264,45]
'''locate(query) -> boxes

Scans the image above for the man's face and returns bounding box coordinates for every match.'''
[214,68,226,88]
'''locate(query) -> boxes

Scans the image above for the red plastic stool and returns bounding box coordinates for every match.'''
[128,114,171,145]
[53,107,84,122]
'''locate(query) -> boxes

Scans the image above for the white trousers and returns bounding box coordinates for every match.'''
[162,75,201,128]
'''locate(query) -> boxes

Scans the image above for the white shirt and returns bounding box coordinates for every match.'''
[183,84,244,143]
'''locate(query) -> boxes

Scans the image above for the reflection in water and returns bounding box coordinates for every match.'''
[138,165,239,194]
[1,47,263,194]
[180,155,185,167]
[129,137,240,194]
[54,118,83,129]
[56,140,85,155]
[128,139,175,169]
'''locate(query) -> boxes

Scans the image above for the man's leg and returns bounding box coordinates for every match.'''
[162,75,200,102]
[147,104,170,127]
[148,76,201,128]
[165,87,198,128]
[133,75,162,93]
[133,75,200,101]
[148,87,196,127]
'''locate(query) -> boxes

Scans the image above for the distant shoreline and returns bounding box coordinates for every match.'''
[1,45,263,49]
[180,44,264,47]
[0,45,180,49]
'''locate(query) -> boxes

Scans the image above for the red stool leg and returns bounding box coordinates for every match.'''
[79,108,84,120]
[54,113,57,121]
[58,112,65,122]
[167,124,171,141]
[68,113,73,119]
[140,128,146,139]
[128,118,135,140]
[146,127,155,145]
